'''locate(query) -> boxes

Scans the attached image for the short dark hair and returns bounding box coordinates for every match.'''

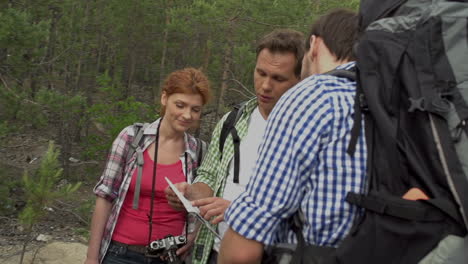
[306,8,358,61]
[256,29,305,78]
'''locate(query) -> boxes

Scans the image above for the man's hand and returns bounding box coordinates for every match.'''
[164,182,189,211]
[192,197,231,224]
[176,231,197,260]
[84,258,99,264]
[218,228,263,264]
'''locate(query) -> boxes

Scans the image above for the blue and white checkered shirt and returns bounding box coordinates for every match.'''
[225,62,367,247]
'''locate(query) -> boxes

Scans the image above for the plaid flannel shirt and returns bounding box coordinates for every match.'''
[93,118,201,263]
[191,98,258,264]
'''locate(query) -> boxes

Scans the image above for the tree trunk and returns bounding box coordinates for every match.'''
[156,0,172,103]
[74,1,91,93]
[19,224,33,264]
[201,38,211,72]
[0,48,7,69]
[30,74,37,99]
[121,0,139,99]
[215,20,235,121]
[44,5,61,90]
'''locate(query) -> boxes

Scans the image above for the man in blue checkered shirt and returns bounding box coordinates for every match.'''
[219,9,367,264]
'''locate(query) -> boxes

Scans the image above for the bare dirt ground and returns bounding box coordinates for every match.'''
[0,129,100,264]
[0,188,91,264]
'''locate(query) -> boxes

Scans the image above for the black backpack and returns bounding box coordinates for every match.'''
[329,0,468,263]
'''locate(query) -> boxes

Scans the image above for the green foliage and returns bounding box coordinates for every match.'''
[81,134,106,160]
[83,71,155,159]
[16,101,48,128]
[0,8,48,49]
[85,97,155,158]
[0,84,47,129]
[0,176,21,215]
[0,83,25,122]
[0,162,22,215]
[1,0,361,160]
[0,7,48,75]
[19,141,81,230]
[75,197,94,223]
[0,120,12,140]
[0,184,14,214]
[36,88,87,115]
[93,71,155,137]
[35,88,87,135]
[0,86,85,132]
[73,226,90,240]
[232,44,256,88]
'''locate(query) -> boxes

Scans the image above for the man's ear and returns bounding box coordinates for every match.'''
[310,35,319,58]
[161,91,167,106]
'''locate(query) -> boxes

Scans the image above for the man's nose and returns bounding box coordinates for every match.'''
[261,77,273,92]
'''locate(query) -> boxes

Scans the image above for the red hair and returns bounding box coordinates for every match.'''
[160,68,211,115]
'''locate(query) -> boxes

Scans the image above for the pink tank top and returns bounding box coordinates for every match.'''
[112,149,186,245]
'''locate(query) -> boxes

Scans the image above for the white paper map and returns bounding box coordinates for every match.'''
[165,177,221,240]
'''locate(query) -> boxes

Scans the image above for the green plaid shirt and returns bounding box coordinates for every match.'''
[192,98,258,264]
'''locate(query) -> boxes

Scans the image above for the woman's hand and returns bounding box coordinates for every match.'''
[164,182,189,211]
[192,197,231,224]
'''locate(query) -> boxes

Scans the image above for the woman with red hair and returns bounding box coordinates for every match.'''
[85,68,212,264]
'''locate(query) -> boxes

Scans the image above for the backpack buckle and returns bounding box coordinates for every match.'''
[359,93,369,111]
[408,97,425,112]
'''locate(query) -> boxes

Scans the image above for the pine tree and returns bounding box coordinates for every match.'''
[18,141,81,264]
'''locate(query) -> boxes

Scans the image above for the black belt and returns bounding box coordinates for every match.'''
[111,240,147,254]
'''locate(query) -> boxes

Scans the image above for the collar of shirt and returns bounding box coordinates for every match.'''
[336,61,355,70]
[139,118,198,161]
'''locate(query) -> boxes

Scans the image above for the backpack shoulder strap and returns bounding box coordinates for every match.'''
[196,138,208,165]
[325,67,356,81]
[324,67,362,156]
[193,137,208,179]
[126,122,147,162]
[219,102,247,184]
[219,102,246,157]
[127,122,149,210]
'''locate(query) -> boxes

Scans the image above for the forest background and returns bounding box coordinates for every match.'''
[0,0,358,261]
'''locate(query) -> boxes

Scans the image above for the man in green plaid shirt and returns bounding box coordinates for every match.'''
[165,29,305,264]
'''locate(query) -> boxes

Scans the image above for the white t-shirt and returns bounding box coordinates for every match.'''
[213,106,267,251]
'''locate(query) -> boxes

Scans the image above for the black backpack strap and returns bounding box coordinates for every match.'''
[347,76,366,156]
[231,128,241,184]
[262,209,335,263]
[219,102,246,184]
[346,192,450,222]
[219,103,245,156]
[324,67,363,156]
[289,210,335,264]
[193,138,208,180]
[290,210,307,264]
[195,138,204,166]
[325,68,356,81]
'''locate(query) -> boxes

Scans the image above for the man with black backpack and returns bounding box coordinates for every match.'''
[164,29,305,264]
[217,9,366,264]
